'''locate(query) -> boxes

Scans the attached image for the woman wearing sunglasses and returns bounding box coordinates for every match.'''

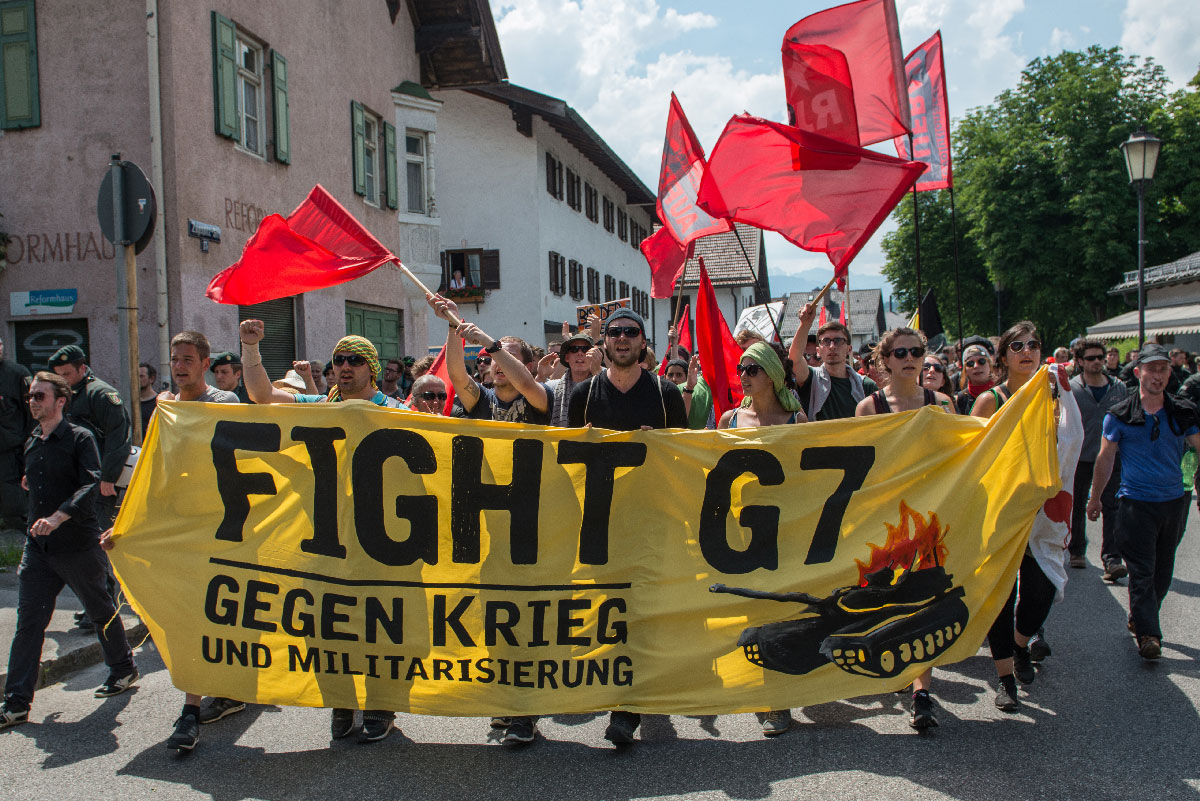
[971,321,1057,712]
[954,344,995,415]
[921,354,955,400]
[718,342,807,736]
[854,327,952,729]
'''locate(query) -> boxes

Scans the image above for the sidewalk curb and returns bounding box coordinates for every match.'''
[0,621,150,692]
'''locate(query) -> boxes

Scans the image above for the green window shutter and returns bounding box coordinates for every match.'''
[271,50,289,164]
[0,0,40,130]
[383,121,397,209]
[351,100,366,196]
[210,11,238,139]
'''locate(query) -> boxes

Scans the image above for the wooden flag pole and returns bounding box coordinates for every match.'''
[395,259,463,327]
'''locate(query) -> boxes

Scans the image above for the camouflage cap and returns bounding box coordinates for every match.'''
[48,345,86,369]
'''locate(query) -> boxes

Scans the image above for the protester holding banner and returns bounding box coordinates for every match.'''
[1087,343,1200,660]
[857,328,952,730]
[972,322,1058,709]
[788,300,866,421]
[719,342,806,736]
[408,375,448,415]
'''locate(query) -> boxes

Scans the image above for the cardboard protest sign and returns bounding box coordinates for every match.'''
[111,372,1060,716]
[576,298,631,329]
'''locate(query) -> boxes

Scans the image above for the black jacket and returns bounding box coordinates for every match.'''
[1107,389,1200,436]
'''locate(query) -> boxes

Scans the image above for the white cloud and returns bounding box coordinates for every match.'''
[1048,27,1076,52]
[1121,0,1200,86]
[964,0,1026,63]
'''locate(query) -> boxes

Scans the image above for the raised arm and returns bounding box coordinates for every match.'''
[789,300,818,387]
[459,322,550,413]
[427,294,479,412]
[239,320,300,404]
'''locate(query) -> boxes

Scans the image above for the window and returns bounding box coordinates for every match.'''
[442,249,500,292]
[0,0,39,129]
[604,275,616,302]
[363,114,379,205]
[618,280,629,300]
[586,268,600,303]
[212,13,289,159]
[617,209,627,242]
[405,131,426,213]
[236,37,264,155]
[603,197,615,232]
[630,221,646,249]
[549,251,566,295]
[352,102,397,208]
[569,260,584,300]
[545,152,563,199]
[565,169,582,211]
[584,184,599,223]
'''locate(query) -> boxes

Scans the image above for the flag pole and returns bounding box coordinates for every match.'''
[948,187,965,366]
[394,259,464,327]
[730,225,784,344]
[909,135,923,331]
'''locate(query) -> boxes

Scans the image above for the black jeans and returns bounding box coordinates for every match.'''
[4,542,135,710]
[1071,459,1121,560]
[1116,495,1188,640]
[986,553,1057,662]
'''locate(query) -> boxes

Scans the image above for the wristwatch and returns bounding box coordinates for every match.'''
[682,388,694,394]
[484,340,504,354]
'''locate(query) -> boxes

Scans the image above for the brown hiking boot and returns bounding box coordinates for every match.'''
[1137,635,1161,660]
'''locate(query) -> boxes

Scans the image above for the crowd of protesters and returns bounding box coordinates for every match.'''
[0,293,1195,751]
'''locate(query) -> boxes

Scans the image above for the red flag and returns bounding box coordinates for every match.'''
[696,114,925,288]
[206,185,395,304]
[782,42,859,146]
[695,259,743,418]
[643,227,692,299]
[839,298,847,325]
[784,0,910,147]
[405,343,458,416]
[894,31,953,191]
[657,302,692,375]
[819,303,827,327]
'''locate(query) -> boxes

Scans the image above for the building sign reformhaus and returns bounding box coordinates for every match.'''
[10,289,79,316]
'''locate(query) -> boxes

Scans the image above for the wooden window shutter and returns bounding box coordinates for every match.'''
[271,50,290,163]
[0,0,39,129]
[210,11,238,139]
[546,153,556,196]
[548,251,559,293]
[383,121,398,209]
[480,249,500,289]
[351,101,366,195]
[439,250,449,292]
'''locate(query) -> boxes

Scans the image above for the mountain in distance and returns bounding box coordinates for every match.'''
[767,268,896,309]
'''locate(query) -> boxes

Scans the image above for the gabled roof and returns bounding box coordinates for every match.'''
[673,224,767,293]
[464,83,655,206]
[1109,250,1200,294]
[408,0,507,88]
[778,288,886,341]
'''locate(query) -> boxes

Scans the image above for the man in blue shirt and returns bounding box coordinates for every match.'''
[1088,344,1200,660]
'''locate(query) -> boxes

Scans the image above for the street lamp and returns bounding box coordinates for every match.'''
[1119,127,1162,349]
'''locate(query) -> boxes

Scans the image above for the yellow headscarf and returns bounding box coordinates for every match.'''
[740,342,803,412]
[327,335,381,401]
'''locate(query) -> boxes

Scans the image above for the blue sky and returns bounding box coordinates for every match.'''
[491,0,1200,299]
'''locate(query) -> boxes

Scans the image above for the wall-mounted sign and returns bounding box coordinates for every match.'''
[188,220,222,242]
[10,288,79,316]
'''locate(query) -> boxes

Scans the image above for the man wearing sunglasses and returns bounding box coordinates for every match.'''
[409,374,448,415]
[787,301,867,421]
[1069,338,1128,577]
[1088,343,1200,660]
[546,331,602,427]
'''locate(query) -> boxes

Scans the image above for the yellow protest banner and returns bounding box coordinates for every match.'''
[110,371,1059,716]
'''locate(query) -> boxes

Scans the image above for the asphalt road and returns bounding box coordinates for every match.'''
[3,513,1198,801]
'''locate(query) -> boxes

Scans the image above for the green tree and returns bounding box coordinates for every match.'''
[1149,68,1200,261]
[884,46,1187,347]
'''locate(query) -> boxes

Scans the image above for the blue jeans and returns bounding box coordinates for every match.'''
[4,542,135,709]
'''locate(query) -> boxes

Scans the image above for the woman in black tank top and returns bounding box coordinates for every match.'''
[855,327,951,730]
[972,321,1057,712]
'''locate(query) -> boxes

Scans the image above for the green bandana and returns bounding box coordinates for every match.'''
[741,342,803,412]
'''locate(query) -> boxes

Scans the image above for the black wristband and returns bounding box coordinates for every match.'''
[484,340,504,354]
[682,388,694,394]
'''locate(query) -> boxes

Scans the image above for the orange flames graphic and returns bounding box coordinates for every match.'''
[855,502,948,585]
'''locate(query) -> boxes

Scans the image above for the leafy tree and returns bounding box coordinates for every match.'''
[883,46,1193,347]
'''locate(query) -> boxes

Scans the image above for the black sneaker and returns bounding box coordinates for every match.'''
[489,716,512,729]
[502,716,537,744]
[994,677,1020,712]
[0,703,29,731]
[1013,645,1035,685]
[604,711,640,745]
[910,690,938,730]
[359,711,395,743]
[1102,559,1128,582]
[166,714,199,751]
[330,708,356,739]
[74,612,95,633]
[198,697,246,724]
[94,670,139,698]
[1028,630,1052,662]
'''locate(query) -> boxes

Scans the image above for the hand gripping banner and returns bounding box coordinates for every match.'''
[110,371,1060,716]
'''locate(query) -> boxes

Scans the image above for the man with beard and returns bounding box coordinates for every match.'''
[567,308,686,746]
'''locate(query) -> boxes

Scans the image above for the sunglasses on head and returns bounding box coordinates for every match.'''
[891,346,925,360]
[1008,339,1042,353]
[735,363,763,377]
[564,344,590,354]
[28,391,51,402]
[476,356,492,366]
[964,358,988,368]
[1082,354,1105,362]
[417,391,448,402]
[332,353,367,367]
[606,325,642,339]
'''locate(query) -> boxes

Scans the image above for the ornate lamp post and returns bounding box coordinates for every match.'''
[1119,128,1162,349]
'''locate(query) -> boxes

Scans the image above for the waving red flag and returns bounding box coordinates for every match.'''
[894,30,953,191]
[784,0,910,147]
[696,259,744,418]
[645,94,731,298]
[782,42,859,146]
[206,185,395,304]
[696,114,925,288]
